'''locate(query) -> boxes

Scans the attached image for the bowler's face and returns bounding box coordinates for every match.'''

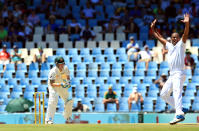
[171,33,180,45]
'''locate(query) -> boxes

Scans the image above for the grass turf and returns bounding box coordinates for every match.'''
[0,124,199,131]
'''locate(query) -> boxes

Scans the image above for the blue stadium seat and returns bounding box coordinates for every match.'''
[155,103,166,112]
[76,63,86,71]
[71,78,80,86]
[17,63,27,72]
[31,78,41,87]
[118,55,128,63]
[94,103,104,112]
[41,63,50,71]
[186,83,197,92]
[10,92,22,99]
[71,56,82,63]
[123,70,133,77]
[184,90,195,99]
[131,103,141,112]
[28,71,38,79]
[95,55,105,63]
[192,38,199,47]
[66,63,74,71]
[107,77,117,85]
[23,91,34,100]
[83,56,93,63]
[95,77,105,85]
[29,62,39,72]
[135,69,145,76]
[47,56,56,64]
[20,78,29,86]
[76,70,86,78]
[112,63,122,71]
[119,103,129,112]
[75,85,85,98]
[124,62,134,71]
[56,48,66,56]
[136,62,145,70]
[100,63,110,71]
[80,48,90,56]
[182,96,192,109]
[147,69,157,77]
[107,103,117,112]
[25,85,35,93]
[68,48,78,56]
[147,90,158,100]
[88,19,97,27]
[116,48,126,56]
[7,78,17,87]
[143,76,155,84]
[0,105,6,113]
[0,64,3,73]
[104,48,114,56]
[37,85,48,94]
[106,55,116,63]
[119,77,130,85]
[83,78,93,85]
[13,42,23,48]
[88,63,98,71]
[3,71,13,79]
[148,61,158,70]
[92,48,101,56]
[194,69,199,76]
[159,61,169,70]
[191,76,199,85]
[88,70,98,78]
[131,76,143,85]
[40,70,50,80]
[185,69,192,77]
[87,85,97,99]
[5,63,15,72]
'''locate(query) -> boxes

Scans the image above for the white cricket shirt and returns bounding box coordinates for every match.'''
[166,39,185,72]
[48,66,70,87]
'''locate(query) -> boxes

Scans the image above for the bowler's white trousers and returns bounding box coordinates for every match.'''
[160,71,186,115]
[45,86,70,122]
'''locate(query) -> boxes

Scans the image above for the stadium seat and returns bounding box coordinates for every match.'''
[106,55,116,63]
[87,41,97,49]
[136,62,146,70]
[5,63,15,72]
[76,70,86,78]
[68,48,78,56]
[112,63,122,71]
[56,48,66,56]
[131,103,141,112]
[29,62,39,72]
[148,61,158,70]
[3,71,13,79]
[28,71,38,79]
[104,48,114,56]
[110,41,120,49]
[94,103,104,112]
[76,63,86,71]
[88,70,98,78]
[83,55,93,63]
[95,77,105,85]
[107,103,117,112]
[71,56,82,63]
[92,48,101,56]
[17,63,27,72]
[118,55,128,63]
[80,48,90,56]
[95,55,105,63]
[99,70,110,78]
[100,63,110,71]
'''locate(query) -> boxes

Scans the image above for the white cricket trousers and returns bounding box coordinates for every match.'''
[160,71,186,115]
[45,86,69,122]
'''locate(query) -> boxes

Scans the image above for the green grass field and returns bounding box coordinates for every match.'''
[0,124,199,131]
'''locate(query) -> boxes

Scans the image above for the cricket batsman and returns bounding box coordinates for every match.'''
[45,56,73,124]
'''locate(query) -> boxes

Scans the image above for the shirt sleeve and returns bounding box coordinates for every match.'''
[48,70,56,80]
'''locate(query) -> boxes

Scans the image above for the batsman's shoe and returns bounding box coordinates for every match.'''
[182,108,188,114]
[45,120,53,124]
[169,115,185,125]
